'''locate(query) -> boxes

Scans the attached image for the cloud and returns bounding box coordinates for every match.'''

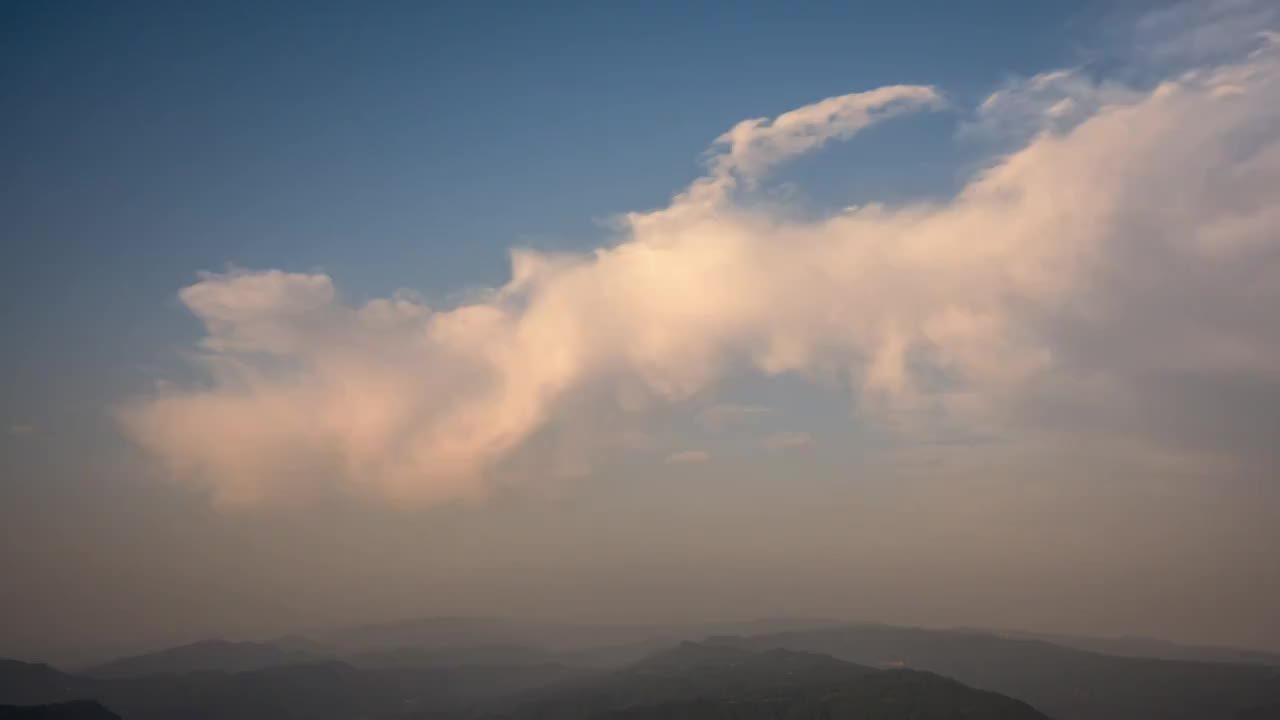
[9,424,34,436]
[964,69,1140,142]
[665,450,711,465]
[698,403,772,432]
[620,84,946,219]
[764,432,814,452]
[124,19,1280,507]
[708,85,946,185]
[1134,0,1278,65]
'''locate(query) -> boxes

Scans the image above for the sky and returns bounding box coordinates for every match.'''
[3,0,1280,664]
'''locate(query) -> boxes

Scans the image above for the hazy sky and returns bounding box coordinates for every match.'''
[4,0,1280,664]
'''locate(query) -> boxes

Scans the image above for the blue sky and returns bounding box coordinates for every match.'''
[2,1,1099,433]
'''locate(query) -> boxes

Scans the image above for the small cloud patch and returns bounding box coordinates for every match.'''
[698,404,773,432]
[665,450,712,464]
[764,432,813,451]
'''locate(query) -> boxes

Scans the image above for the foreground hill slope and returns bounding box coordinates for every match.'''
[0,661,88,707]
[0,657,583,720]
[0,701,120,720]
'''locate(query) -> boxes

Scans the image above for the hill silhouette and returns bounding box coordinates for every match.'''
[486,642,1047,720]
[0,701,120,720]
[82,639,324,679]
[6,620,1280,719]
[718,624,1280,720]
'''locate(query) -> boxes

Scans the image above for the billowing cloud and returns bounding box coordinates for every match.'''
[123,21,1280,507]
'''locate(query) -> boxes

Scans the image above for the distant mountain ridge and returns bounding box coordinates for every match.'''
[0,639,1047,720]
[7,618,1280,719]
[716,624,1280,720]
[488,641,1048,720]
[81,639,323,678]
[66,616,1279,676]
[967,627,1280,666]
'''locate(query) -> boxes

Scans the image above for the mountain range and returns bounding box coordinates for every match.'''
[3,619,1279,719]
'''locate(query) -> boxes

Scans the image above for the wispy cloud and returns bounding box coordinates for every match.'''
[665,450,711,465]
[963,69,1139,142]
[705,85,946,189]
[1134,0,1278,64]
[9,424,34,436]
[123,17,1280,507]
[764,432,814,452]
[698,403,772,432]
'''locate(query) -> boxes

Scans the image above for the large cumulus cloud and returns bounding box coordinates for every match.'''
[122,18,1280,507]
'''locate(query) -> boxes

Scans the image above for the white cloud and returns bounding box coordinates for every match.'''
[124,20,1280,507]
[665,450,711,465]
[708,85,946,185]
